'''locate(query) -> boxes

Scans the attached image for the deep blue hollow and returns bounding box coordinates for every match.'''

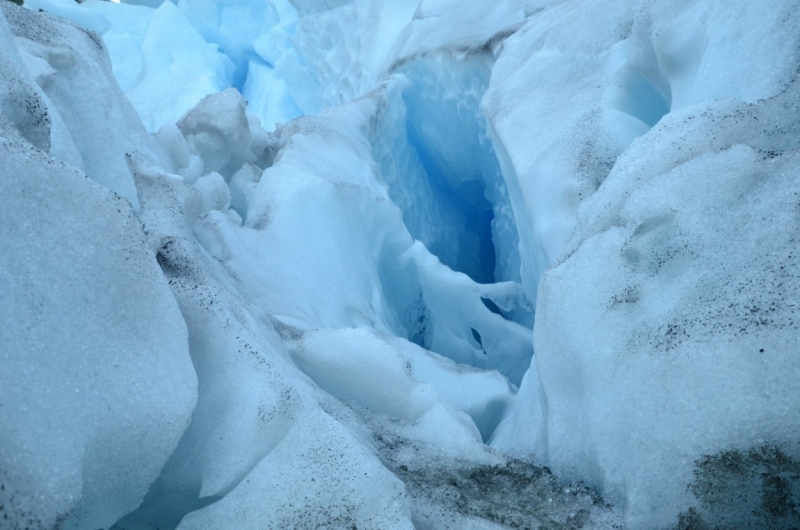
[404,120,498,284]
[395,57,505,286]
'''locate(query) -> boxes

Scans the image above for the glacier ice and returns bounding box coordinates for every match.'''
[4,2,165,209]
[0,9,198,529]
[484,0,800,527]
[176,88,253,179]
[2,0,799,528]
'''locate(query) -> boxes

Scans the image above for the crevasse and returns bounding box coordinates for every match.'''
[2,1,800,530]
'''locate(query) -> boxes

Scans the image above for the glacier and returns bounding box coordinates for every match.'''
[0,0,799,529]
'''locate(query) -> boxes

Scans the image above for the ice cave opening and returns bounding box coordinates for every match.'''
[378,53,528,321]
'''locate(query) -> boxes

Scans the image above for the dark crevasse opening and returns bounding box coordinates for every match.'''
[406,118,498,284]
[377,53,524,293]
[372,53,535,388]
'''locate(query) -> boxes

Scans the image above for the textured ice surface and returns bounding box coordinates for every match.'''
[5,0,800,528]
[0,132,197,530]
[106,0,234,132]
[526,96,800,528]
[113,59,539,529]
[113,157,310,528]
[176,88,253,179]
[0,9,197,529]
[177,408,415,530]
[3,2,164,209]
[27,0,305,132]
[485,1,800,528]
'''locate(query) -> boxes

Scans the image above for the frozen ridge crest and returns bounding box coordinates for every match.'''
[1,0,799,529]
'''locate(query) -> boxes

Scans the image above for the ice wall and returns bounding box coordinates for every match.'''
[23,0,535,134]
[0,6,197,529]
[486,1,800,528]
[21,0,307,132]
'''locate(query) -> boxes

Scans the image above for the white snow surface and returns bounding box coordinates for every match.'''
[2,0,799,529]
